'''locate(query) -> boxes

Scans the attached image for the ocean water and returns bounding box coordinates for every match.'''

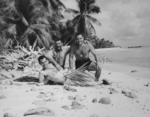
[96,46,150,69]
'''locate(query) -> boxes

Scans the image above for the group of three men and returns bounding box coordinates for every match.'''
[38,34,102,85]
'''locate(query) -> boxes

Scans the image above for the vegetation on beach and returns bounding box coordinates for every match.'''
[0,0,115,50]
[87,37,115,48]
[0,0,65,50]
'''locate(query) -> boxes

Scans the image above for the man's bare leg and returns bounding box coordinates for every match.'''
[88,62,102,81]
[95,67,101,81]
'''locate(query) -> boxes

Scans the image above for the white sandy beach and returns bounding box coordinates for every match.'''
[0,48,150,117]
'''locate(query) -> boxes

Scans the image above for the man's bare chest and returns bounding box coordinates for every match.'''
[75,46,90,56]
[53,50,66,61]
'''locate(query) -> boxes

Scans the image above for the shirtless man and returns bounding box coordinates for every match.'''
[52,39,70,68]
[69,34,101,81]
[42,39,70,69]
[38,55,65,85]
[38,40,70,85]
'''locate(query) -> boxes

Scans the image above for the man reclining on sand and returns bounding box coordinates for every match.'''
[38,55,65,85]
[38,55,101,86]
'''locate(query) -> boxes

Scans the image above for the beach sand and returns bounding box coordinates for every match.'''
[0,48,150,117]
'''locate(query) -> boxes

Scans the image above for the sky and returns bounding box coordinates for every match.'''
[60,0,150,47]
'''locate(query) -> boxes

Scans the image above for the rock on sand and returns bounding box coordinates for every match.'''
[99,97,111,104]
[24,107,55,116]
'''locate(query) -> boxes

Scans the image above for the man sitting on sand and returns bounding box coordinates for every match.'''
[43,39,70,69]
[69,34,102,81]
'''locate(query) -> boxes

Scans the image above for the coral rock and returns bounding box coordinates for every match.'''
[24,107,55,116]
[99,97,111,104]
[31,87,37,91]
[92,98,97,103]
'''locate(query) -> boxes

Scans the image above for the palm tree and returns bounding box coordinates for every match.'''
[66,0,101,40]
[48,0,66,19]
[0,0,65,49]
[58,20,77,45]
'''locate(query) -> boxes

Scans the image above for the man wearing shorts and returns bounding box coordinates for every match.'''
[69,34,102,81]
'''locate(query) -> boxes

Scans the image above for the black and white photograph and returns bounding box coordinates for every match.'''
[0,0,150,117]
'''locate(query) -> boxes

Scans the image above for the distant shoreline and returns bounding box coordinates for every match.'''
[128,46,142,48]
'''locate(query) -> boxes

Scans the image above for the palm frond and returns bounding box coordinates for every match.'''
[30,11,50,24]
[0,16,16,24]
[49,20,60,30]
[0,0,19,17]
[36,0,53,17]
[64,68,95,86]
[27,0,52,22]
[72,15,81,26]
[30,24,48,30]
[88,5,101,14]
[31,17,50,25]
[31,24,54,48]
[84,18,96,35]
[49,0,65,9]
[0,0,6,7]
[54,0,66,9]
[20,23,54,49]
[88,21,96,35]
[65,8,79,15]
[19,13,29,27]
[73,16,88,36]
[86,15,101,26]
[20,27,46,49]
[65,61,95,83]
[19,28,34,48]
[87,0,96,6]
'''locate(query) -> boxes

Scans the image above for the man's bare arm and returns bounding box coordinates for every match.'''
[88,43,99,64]
[62,47,70,68]
[69,46,74,69]
[43,51,62,71]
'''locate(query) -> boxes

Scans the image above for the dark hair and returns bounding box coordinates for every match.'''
[76,33,84,38]
[55,39,62,42]
[38,55,46,63]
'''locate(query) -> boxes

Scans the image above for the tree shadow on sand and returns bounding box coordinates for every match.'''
[14,76,63,85]
[14,76,39,82]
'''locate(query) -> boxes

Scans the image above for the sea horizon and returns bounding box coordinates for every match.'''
[96,46,150,69]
